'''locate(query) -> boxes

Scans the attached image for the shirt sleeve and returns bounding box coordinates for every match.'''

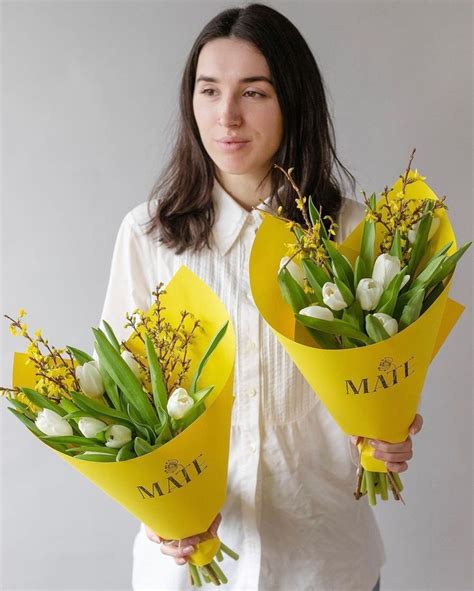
[97,210,155,347]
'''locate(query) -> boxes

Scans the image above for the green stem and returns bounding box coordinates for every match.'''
[216,549,223,562]
[209,560,228,584]
[199,567,211,584]
[219,541,239,560]
[365,471,377,506]
[391,471,404,492]
[379,473,389,501]
[188,564,202,587]
[360,471,367,494]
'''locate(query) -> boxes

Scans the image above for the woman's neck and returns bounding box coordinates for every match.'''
[215,170,272,212]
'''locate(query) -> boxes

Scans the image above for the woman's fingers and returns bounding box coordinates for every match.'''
[160,540,195,564]
[369,436,412,453]
[386,461,408,473]
[146,512,222,566]
[144,526,162,544]
[208,513,222,536]
[409,413,423,435]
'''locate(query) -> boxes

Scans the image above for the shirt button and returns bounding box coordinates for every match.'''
[248,387,257,398]
[249,442,257,453]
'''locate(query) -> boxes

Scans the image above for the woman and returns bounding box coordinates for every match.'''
[99,4,422,590]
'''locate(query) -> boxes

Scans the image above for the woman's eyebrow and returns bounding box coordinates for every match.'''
[196,75,273,85]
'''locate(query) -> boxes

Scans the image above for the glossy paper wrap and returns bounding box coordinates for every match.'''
[249,173,464,472]
[13,266,235,540]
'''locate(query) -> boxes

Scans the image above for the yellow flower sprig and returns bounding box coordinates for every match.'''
[2,310,80,411]
[253,164,338,277]
[362,149,447,264]
[123,285,202,395]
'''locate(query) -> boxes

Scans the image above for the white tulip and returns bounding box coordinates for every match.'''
[78,417,107,438]
[373,313,399,337]
[75,360,105,399]
[299,305,334,321]
[321,282,348,311]
[105,424,132,448]
[121,351,141,379]
[35,408,73,436]
[279,257,305,288]
[407,216,440,244]
[372,253,401,290]
[167,387,195,420]
[356,278,384,311]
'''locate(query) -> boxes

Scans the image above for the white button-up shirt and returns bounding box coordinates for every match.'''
[99,180,386,591]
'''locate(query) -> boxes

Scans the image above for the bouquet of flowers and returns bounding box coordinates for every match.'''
[2,266,238,586]
[249,150,471,505]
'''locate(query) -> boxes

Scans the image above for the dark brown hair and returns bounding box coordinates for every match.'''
[145,3,355,253]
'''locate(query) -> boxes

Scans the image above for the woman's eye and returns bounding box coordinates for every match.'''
[244,90,264,98]
[201,88,217,96]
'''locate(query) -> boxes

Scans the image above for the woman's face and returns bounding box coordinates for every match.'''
[193,37,284,181]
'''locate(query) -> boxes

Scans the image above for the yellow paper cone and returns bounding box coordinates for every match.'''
[250,174,465,473]
[12,266,235,540]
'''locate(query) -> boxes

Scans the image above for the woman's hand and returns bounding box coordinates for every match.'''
[350,413,424,473]
[144,513,222,565]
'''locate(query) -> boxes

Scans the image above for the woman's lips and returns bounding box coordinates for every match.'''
[215,139,251,152]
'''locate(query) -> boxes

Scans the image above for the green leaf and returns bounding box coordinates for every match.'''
[295,314,371,345]
[342,300,364,331]
[41,435,102,446]
[7,398,37,421]
[410,255,446,291]
[360,197,376,275]
[116,440,136,461]
[67,346,94,366]
[334,276,354,307]
[323,239,354,292]
[102,320,121,352]
[399,289,425,331]
[98,362,122,411]
[406,204,435,278]
[278,268,309,313]
[421,282,445,314]
[145,333,168,412]
[376,267,409,317]
[69,390,135,430]
[21,388,67,416]
[190,321,229,394]
[308,196,328,240]
[389,230,402,259]
[92,328,158,426]
[59,398,80,415]
[7,407,44,437]
[353,256,368,291]
[365,315,390,342]
[424,241,472,291]
[134,436,153,457]
[66,445,117,455]
[125,403,153,443]
[301,258,329,305]
[191,385,214,405]
[75,453,117,462]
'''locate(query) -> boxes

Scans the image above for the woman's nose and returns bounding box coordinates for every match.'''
[218,96,242,127]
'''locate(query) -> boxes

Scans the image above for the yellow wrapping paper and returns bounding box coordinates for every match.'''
[13,266,235,540]
[249,173,465,472]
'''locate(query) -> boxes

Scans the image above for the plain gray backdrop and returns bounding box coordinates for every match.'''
[1,1,472,590]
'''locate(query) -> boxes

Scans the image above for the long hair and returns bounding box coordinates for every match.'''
[145,3,355,253]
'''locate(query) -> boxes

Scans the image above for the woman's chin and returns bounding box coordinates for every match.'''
[212,157,254,176]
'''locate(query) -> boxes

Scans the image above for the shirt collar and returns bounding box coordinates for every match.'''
[211,178,274,256]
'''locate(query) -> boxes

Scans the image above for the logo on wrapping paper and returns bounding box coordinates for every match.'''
[136,453,208,499]
[345,355,415,395]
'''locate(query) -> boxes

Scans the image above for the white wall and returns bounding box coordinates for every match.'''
[1,1,472,590]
